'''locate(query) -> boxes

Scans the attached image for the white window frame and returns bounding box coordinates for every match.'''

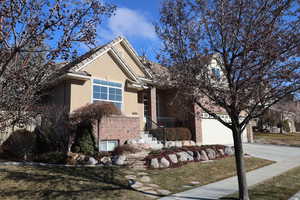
[91,77,124,111]
[99,140,119,152]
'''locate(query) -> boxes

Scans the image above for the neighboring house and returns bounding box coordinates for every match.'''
[49,36,253,151]
[253,108,296,133]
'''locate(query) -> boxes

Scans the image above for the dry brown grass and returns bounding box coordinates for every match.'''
[0,157,273,200]
[0,165,151,200]
[254,133,300,147]
[146,156,274,193]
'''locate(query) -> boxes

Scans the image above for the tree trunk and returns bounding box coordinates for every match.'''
[232,128,250,200]
[97,119,100,152]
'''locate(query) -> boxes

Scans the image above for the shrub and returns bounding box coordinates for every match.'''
[112,144,139,155]
[35,127,71,154]
[71,122,96,155]
[149,127,192,141]
[1,129,36,160]
[70,101,121,124]
[34,152,67,164]
[282,120,291,132]
[35,106,73,154]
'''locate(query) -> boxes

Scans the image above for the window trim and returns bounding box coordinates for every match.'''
[91,77,124,111]
[99,140,119,152]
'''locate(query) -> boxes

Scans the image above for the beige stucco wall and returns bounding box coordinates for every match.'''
[68,48,145,130]
[69,79,91,112]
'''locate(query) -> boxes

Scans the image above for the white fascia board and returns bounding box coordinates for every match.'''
[109,48,139,83]
[63,73,91,81]
[121,39,153,78]
[74,37,123,72]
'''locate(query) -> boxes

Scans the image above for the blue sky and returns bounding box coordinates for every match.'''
[95,0,163,61]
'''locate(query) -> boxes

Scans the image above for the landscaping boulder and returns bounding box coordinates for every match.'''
[100,156,112,165]
[177,151,188,162]
[168,154,178,164]
[114,155,126,165]
[206,148,216,160]
[77,154,85,162]
[200,150,209,161]
[150,158,159,168]
[174,141,182,147]
[196,142,202,146]
[126,139,137,145]
[224,146,234,156]
[186,151,194,161]
[159,157,170,168]
[218,149,225,157]
[165,141,175,148]
[182,140,196,146]
[87,157,98,165]
[195,151,201,161]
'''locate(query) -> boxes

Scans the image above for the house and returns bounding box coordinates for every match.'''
[50,36,253,151]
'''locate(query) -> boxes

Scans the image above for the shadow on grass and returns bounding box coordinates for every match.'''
[0,166,164,199]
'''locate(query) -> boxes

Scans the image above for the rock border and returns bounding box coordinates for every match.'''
[146,145,235,169]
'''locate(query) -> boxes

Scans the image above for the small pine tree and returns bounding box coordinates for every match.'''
[71,122,96,155]
[78,128,95,155]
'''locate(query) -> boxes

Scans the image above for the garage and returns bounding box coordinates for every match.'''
[201,117,248,145]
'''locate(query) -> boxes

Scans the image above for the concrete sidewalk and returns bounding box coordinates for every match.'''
[160,144,300,200]
[289,191,300,200]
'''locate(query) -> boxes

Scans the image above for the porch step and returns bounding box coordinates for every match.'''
[126,152,148,169]
[139,131,164,150]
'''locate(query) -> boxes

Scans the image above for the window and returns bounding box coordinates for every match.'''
[100,140,119,151]
[212,68,221,80]
[93,79,122,110]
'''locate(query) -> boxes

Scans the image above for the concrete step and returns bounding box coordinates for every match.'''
[138,131,164,150]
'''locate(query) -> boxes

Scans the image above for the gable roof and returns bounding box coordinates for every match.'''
[60,36,152,85]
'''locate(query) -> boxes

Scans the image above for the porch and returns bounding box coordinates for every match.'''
[142,87,194,132]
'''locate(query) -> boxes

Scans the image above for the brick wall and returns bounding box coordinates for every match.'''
[94,115,140,145]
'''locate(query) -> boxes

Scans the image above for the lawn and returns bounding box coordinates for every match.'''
[0,156,273,200]
[147,156,274,193]
[0,165,151,200]
[254,133,300,147]
[223,166,300,200]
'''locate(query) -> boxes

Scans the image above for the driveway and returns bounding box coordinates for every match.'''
[243,143,300,161]
[160,143,300,200]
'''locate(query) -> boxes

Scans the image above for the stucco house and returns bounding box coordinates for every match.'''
[50,36,253,151]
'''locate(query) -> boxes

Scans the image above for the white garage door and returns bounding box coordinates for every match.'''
[202,118,248,145]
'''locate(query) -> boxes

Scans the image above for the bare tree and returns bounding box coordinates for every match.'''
[156,0,300,199]
[0,0,115,132]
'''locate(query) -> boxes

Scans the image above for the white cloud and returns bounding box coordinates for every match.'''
[99,7,158,41]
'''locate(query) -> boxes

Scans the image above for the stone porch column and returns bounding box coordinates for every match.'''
[150,87,157,128]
